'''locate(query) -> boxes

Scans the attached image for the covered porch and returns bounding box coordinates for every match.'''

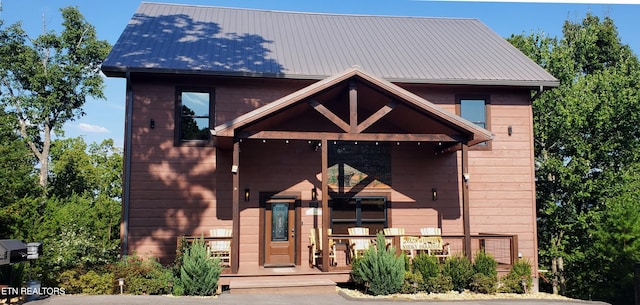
[212,67,498,277]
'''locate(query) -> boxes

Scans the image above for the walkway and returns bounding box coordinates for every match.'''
[27,293,611,305]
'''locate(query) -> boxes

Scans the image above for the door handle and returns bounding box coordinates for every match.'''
[291,228,295,238]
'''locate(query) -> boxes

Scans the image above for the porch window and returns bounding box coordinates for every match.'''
[176,88,214,144]
[330,197,387,234]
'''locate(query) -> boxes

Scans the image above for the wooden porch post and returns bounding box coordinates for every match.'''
[231,140,240,274]
[462,143,472,259]
[349,82,358,133]
[321,138,330,271]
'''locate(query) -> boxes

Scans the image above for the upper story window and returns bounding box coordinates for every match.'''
[460,99,486,128]
[457,96,490,149]
[176,88,214,144]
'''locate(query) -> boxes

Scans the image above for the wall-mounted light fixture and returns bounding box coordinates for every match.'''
[311,187,317,201]
[508,125,513,136]
[244,188,250,202]
[150,119,155,129]
[231,165,238,174]
[462,173,470,184]
[432,188,438,201]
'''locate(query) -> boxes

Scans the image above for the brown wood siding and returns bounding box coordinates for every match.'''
[125,76,537,271]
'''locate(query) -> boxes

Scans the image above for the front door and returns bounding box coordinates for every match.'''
[265,201,296,266]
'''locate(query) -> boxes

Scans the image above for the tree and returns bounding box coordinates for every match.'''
[19,137,122,284]
[0,6,111,192]
[0,108,39,237]
[508,13,640,304]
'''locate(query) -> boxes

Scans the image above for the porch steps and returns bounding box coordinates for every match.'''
[229,278,337,294]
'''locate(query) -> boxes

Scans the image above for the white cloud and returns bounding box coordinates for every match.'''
[78,123,110,133]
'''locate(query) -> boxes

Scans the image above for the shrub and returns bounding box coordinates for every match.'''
[349,257,364,288]
[111,254,173,295]
[499,258,532,294]
[473,251,497,279]
[469,273,497,294]
[179,236,221,296]
[351,233,404,296]
[400,271,424,294]
[58,268,115,294]
[425,275,454,293]
[78,270,114,294]
[470,251,497,294]
[412,254,439,279]
[442,255,473,292]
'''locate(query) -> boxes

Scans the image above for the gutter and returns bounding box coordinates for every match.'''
[101,66,560,89]
[121,71,133,258]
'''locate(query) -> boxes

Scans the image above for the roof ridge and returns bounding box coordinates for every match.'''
[140,2,479,21]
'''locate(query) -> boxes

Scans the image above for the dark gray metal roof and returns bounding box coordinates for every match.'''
[102,2,558,88]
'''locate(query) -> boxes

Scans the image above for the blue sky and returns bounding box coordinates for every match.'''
[3,0,640,148]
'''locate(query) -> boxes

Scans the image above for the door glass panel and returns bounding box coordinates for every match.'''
[271,203,289,242]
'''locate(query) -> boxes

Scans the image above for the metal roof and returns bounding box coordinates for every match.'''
[102,2,558,88]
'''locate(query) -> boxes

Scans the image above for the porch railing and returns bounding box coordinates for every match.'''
[325,233,518,271]
[178,235,233,272]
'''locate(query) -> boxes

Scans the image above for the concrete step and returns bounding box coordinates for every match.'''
[229,278,336,294]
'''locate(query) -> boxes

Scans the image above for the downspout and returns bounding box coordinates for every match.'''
[532,85,544,101]
[121,70,133,258]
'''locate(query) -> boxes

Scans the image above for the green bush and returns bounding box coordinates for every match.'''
[349,257,364,288]
[469,273,497,294]
[470,251,498,294]
[58,268,115,294]
[412,254,440,279]
[179,236,222,296]
[111,254,173,295]
[425,275,454,293]
[473,251,497,278]
[351,233,404,295]
[58,269,82,294]
[499,258,532,294]
[78,270,114,294]
[442,255,473,292]
[400,271,424,294]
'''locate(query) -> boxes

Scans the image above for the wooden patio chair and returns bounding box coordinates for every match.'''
[309,228,336,268]
[383,227,413,260]
[208,228,232,267]
[348,227,371,262]
[420,227,442,236]
[418,227,449,260]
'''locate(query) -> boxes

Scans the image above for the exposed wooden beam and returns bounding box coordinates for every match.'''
[349,82,358,133]
[308,100,350,132]
[357,100,396,133]
[237,130,465,143]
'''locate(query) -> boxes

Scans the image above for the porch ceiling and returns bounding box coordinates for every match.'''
[213,67,494,148]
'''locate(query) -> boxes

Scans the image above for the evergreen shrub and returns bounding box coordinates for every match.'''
[351,233,404,295]
[412,254,439,279]
[179,236,221,296]
[499,258,532,294]
[400,271,424,294]
[425,275,454,293]
[470,273,497,294]
[442,255,473,292]
[473,251,498,278]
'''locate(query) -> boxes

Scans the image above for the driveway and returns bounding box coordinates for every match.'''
[27,294,611,305]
